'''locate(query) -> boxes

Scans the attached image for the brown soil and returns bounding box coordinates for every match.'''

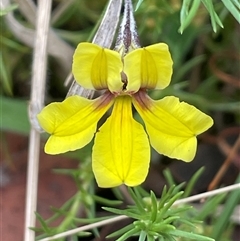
[1,132,78,241]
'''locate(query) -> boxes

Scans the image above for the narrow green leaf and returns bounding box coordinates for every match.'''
[173,55,206,83]
[221,0,240,23]
[92,195,122,206]
[46,194,76,223]
[158,191,183,221]
[166,89,240,112]
[202,0,224,31]
[1,36,29,52]
[173,182,186,194]
[201,0,216,32]
[169,229,215,240]
[163,169,176,186]
[50,207,68,216]
[232,0,240,9]
[147,231,159,240]
[158,185,177,211]
[135,0,144,11]
[129,187,146,213]
[139,231,147,241]
[180,0,193,24]
[76,232,92,237]
[53,168,79,175]
[29,227,44,232]
[167,205,192,216]
[103,207,141,219]
[177,218,201,229]
[152,223,175,232]
[211,175,240,239]
[0,53,13,95]
[115,227,139,241]
[158,187,171,211]
[35,212,52,234]
[1,96,30,134]
[179,0,201,33]
[0,3,18,16]
[55,192,81,234]
[213,10,224,28]
[107,223,135,238]
[183,167,205,197]
[162,191,184,212]
[196,193,226,220]
[158,236,165,241]
[162,216,180,224]
[136,185,150,197]
[162,234,176,241]
[161,185,168,197]
[150,191,158,222]
[112,187,124,200]
[208,101,240,111]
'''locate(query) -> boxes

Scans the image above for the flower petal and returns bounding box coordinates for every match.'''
[92,96,150,188]
[37,93,114,154]
[124,43,173,91]
[133,93,213,162]
[72,42,123,92]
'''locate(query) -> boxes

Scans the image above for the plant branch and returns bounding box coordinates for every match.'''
[24,0,52,241]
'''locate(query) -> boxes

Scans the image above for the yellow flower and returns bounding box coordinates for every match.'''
[37,42,213,188]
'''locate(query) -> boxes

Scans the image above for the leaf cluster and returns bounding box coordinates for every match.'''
[31,167,238,241]
[104,186,214,241]
[135,0,240,32]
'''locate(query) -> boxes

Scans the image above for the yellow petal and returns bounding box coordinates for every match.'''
[72,42,123,92]
[124,43,173,91]
[37,93,114,154]
[92,96,150,188]
[133,93,213,162]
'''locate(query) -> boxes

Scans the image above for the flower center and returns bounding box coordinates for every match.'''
[121,71,128,91]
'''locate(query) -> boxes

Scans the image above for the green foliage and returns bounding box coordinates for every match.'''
[104,186,214,241]
[180,0,224,33]
[0,3,18,16]
[1,1,239,240]
[163,169,240,241]
[0,52,13,95]
[135,0,239,32]
[211,175,240,240]
[135,0,145,11]
[1,96,30,134]
[1,0,239,135]
[32,166,238,241]
[221,0,240,22]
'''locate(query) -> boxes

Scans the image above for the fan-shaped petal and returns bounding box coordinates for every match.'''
[133,93,213,162]
[72,42,123,92]
[124,43,173,91]
[37,93,114,154]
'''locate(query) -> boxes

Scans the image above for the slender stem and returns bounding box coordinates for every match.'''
[38,183,240,241]
[208,135,240,191]
[174,183,240,205]
[24,0,52,241]
[38,215,126,241]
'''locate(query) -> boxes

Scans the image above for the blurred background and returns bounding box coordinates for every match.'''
[1,0,239,240]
